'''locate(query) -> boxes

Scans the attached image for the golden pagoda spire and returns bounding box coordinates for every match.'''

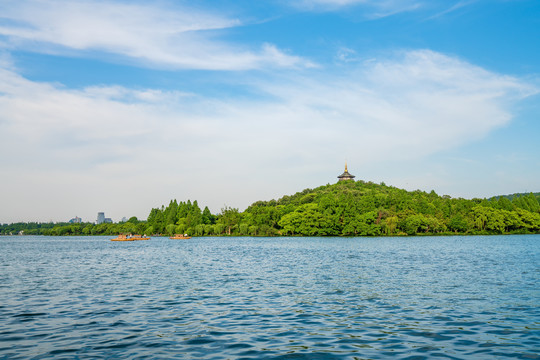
[337,161,355,182]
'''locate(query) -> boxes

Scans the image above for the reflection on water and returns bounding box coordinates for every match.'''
[0,235,538,359]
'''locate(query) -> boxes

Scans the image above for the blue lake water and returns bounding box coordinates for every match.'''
[0,235,538,359]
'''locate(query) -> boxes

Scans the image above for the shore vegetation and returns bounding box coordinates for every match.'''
[2,181,539,237]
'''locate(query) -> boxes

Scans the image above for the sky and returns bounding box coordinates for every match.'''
[0,0,539,223]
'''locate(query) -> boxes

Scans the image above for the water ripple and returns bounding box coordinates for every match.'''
[0,235,539,359]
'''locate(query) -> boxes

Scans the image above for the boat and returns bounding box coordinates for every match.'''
[169,234,191,240]
[111,234,150,241]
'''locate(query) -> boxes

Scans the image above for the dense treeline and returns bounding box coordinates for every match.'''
[268,181,540,236]
[2,180,539,236]
[146,200,218,236]
[0,217,147,236]
[491,192,540,202]
[145,181,540,236]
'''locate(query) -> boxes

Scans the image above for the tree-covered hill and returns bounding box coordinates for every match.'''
[2,180,539,236]
[142,180,539,236]
[241,180,540,236]
[491,192,540,202]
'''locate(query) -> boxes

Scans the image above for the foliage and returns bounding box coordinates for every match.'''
[2,182,539,237]
[244,181,540,236]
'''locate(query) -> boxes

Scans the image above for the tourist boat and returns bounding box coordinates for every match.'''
[111,234,150,241]
[169,234,191,240]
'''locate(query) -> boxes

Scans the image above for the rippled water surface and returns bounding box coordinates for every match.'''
[0,235,538,359]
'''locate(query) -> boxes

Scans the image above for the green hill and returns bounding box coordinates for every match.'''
[491,192,540,202]
[2,180,540,236]
[241,180,539,236]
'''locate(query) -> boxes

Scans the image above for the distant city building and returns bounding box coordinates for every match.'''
[69,216,82,224]
[97,212,105,224]
[337,163,356,182]
[121,217,128,223]
[97,212,114,224]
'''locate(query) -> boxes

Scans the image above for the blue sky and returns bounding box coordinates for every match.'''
[0,0,539,223]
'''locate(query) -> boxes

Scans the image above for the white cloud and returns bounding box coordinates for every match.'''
[0,49,535,222]
[336,47,360,63]
[0,0,311,70]
[291,0,487,19]
[292,0,423,17]
[258,50,535,158]
[428,0,479,19]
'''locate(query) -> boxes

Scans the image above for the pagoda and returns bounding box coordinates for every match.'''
[337,163,355,182]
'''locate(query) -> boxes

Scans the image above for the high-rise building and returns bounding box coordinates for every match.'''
[97,212,105,224]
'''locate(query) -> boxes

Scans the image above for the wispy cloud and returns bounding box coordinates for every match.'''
[260,50,535,159]
[290,0,489,19]
[335,47,361,63]
[0,0,312,70]
[0,49,535,221]
[1,50,534,164]
[292,0,423,17]
[428,0,479,19]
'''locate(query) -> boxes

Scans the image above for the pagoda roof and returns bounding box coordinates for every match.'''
[337,163,355,180]
[337,171,355,179]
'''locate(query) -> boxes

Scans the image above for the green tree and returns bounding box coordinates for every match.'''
[448,215,469,233]
[166,224,176,236]
[219,206,240,235]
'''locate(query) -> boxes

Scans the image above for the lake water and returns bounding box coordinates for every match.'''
[0,235,538,359]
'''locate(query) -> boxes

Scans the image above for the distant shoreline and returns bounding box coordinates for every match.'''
[2,181,539,237]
